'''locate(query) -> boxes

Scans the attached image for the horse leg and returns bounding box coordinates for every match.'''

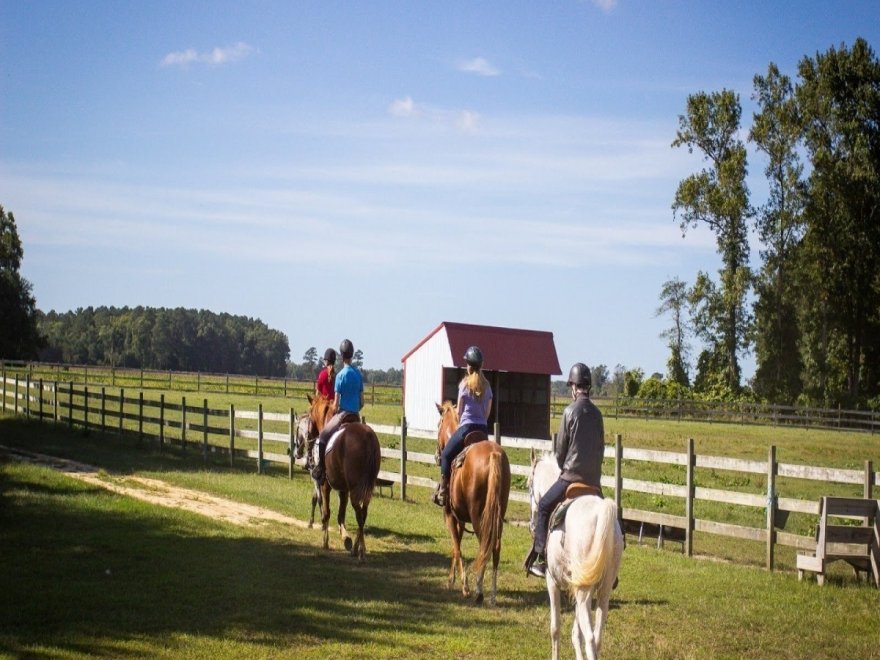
[353,500,368,561]
[337,490,352,552]
[574,587,597,660]
[547,576,562,660]
[309,482,320,528]
[320,481,332,550]
[445,514,468,596]
[489,543,501,607]
[474,554,485,606]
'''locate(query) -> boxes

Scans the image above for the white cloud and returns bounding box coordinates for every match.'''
[388,96,480,133]
[161,42,254,68]
[592,0,618,12]
[388,96,418,118]
[458,57,500,77]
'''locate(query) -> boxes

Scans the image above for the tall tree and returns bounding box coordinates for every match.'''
[749,63,807,403]
[655,277,691,386]
[796,38,880,403]
[672,90,753,392]
[0,205,44,359]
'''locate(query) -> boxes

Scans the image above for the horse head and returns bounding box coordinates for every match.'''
[435,400,458,465]
[292,414,314,459]
[307,393,333,433]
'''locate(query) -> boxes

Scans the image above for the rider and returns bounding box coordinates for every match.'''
[311,339,364,482]
[525,362,605,578]
[315,348,337,401]
[432,345,493,507]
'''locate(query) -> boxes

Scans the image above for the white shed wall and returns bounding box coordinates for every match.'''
[403,327,453,433]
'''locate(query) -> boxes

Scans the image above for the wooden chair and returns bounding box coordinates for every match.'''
[796,496,880,587]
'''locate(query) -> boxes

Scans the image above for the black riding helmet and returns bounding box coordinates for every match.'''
[463,345,483,369]
[339,338,354,360]
[323,348,337,365]
[567,362,591,390]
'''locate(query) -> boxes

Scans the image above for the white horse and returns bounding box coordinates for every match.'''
[528,453,624,660]
[291,414,323,528]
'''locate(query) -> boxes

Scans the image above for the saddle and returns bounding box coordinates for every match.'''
[549,482,603,530]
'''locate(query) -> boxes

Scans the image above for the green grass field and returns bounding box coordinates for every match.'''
[1,412,879,659]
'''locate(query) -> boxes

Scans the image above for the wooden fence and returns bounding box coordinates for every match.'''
[3,375,877,573]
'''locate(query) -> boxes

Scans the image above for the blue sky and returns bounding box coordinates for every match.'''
[2,1,878,378]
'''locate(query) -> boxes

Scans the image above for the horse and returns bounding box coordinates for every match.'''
[528,452,624,660]
[435,400,511,606]
[306,394,381,560]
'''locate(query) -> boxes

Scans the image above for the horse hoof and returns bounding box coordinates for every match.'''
[344,537,353,552]
[474,593,484,606]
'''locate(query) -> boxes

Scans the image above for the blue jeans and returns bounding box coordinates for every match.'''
[439,423,488,479]
[533,478,569,556]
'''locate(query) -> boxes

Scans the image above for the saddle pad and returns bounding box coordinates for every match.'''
[451,442,478,473]
[326,426,347,455]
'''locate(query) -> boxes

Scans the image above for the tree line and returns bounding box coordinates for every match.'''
[654,38,880,410]
[37,306,290,377]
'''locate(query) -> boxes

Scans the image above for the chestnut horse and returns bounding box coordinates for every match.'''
[435,401,511,605]
[306,394,381,560]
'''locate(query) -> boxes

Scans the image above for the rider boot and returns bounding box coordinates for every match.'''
[432,474,449,507]
[528,553,546,578]
[311,442,326,481]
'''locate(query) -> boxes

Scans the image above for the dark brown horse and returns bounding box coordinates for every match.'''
[307,394,381,560]
[435,400,511,605]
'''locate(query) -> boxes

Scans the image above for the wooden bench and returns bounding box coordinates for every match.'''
[796,496,880,587]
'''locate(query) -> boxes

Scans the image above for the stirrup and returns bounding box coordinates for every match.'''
[527,555,546,578]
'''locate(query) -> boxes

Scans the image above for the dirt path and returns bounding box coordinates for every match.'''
[1,445,311,530]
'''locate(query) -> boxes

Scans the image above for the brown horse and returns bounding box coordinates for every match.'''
[307,394,381,560]
[435,400,511,605]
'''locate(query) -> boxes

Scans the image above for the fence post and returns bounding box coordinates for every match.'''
[159,394,165,450]
[229,403,235,468]
[866,460,874,500]
[68,381,74,429]
[686,438,695,558]
[257,403,264,474]
[118,388,124,436]
[400,416,408,501]
[226,374,229,394]
[614,433,623,526]
[101,386,106,431]
[288,408,295,479]
[202,398,208,462]
[138,392,144,443]
[38,378,44,422]
[83,386,89,433]
[766,445,777,571]
[493,421,501,445]
[53,381,59,423]
[14,375,19,415]
[25,374,31,418]
[181,396,187,452]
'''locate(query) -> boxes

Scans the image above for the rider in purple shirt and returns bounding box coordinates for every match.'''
[432,345,493,507]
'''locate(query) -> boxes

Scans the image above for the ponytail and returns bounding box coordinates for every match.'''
[464,370,490,400]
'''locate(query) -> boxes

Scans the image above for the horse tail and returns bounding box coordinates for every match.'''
[350,427,381,508]
[474,447,505,576]
[568,498,618,596]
